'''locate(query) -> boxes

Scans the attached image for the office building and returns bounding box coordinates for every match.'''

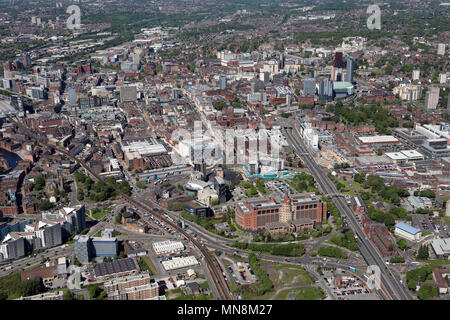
[92,237,118,257]
[184,200,212,218]
[319,78,334,101]
[303,78,316,96]
[0,235,26,261]
[346,56,354,83]
[219,75,227,90]
[235,193,327,232]
[42,205,86,240]
[23,54,31,67]
[437,43,446,55]
[412,70,420,81]
[421,138,450,159]
[439,73,447,84]
[425,87,440,110]
[74,235,92,263]
[279,53,285,70]
[34,222,62,249]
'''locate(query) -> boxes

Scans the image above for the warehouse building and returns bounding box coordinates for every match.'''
[431,239,450,260]
[161,256,199,271]
[152,240,184,256]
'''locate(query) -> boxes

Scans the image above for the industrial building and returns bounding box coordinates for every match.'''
[431,239,450,260]
[152,240,184,256]
[161,256,199,271]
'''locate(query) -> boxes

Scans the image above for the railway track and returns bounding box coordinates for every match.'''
[8,116,232,300]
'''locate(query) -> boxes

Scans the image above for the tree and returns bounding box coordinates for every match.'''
[407,279,417,291]
[115,212,122,224]
[397,238,408,251]
[417,245,429,260]
[417,285,439,300]
[377,148,383,156]
[63,290,75,300]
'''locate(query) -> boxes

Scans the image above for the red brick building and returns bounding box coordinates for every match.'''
[235,193,327,232]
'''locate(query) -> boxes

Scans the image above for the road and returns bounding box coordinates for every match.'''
[283,125,412,300]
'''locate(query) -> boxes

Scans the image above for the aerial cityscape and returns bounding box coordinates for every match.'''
[0,0,449,307]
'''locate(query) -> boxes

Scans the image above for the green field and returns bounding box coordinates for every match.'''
[295,287,325,300]
[273,263,315,286]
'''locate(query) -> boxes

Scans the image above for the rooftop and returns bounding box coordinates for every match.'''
[395,222,421,235]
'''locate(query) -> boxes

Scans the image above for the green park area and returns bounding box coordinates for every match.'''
[317,246,347,259]
[328,231,358,251]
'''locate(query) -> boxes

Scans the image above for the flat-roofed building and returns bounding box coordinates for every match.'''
[15,291,64,300]
[109,283,159,300]
[103,272,152,294]
[92,237,118,257]
[161,256,199,271]
[431,239,450,260]
[152,240,184,256]
[358,135,399,145]
[394,222,421,241]
[400,150,425,161]
[385,152,408,164]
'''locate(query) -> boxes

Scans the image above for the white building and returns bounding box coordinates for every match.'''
[161,256,199,271]
[0,235,26,261]
[425,87,440,110]
[412,70,420,80]
[394,222,422,241]
[440,73,447,84]
[152,240,184,256]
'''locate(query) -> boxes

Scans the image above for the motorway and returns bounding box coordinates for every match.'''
[282,125,412,300]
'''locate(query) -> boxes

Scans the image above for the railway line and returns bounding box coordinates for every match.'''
[8,116,232,300]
